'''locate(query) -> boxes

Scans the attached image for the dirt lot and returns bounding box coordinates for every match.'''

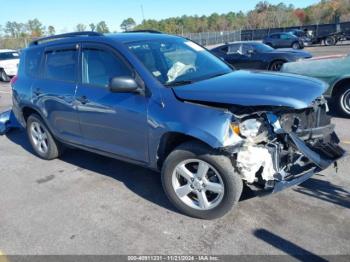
[0,44,349,258]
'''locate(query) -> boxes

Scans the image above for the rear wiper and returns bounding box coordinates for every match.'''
[164,80,194,87]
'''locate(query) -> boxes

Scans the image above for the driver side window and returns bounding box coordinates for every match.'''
[82,48,133,87]
[227,44,242,55]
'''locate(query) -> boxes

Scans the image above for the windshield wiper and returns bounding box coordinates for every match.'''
[164,80,194,87]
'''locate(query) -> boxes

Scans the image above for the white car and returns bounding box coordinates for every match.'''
[0,49,20,82]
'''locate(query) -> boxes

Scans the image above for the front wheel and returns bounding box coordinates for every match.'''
[269,60,285,71]
[292,42,301,49]
[161,141,243,219]
[324,36,336,46]
[0,69,10,82]
[335,86,350,117]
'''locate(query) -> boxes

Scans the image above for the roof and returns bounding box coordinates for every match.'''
[27,31,182,49]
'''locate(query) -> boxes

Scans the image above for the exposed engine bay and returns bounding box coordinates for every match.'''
[222,97,345,192]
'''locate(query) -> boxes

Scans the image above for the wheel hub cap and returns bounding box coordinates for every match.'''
[172,159,225,211]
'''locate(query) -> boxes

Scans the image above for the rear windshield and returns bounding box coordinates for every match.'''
[0,52,19,60]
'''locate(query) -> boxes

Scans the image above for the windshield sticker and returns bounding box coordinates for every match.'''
[184,41,204,52]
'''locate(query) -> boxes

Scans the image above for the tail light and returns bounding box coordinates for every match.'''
[10,75,18,87]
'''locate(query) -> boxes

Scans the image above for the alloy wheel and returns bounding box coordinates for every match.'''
[30,121,49,154]
[171,159,225,210]
[340,88,350,115]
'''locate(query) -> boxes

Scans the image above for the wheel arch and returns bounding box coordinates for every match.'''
[156,131,213,170]
[331,77,350,97]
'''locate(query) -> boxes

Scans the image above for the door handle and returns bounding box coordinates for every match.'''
[77,95,89,104]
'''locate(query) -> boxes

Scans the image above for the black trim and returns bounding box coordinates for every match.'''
[29,32,102,46]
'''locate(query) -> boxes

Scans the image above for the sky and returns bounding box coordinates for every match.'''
[0,0,320,33]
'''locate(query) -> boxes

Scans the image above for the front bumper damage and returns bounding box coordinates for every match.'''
[223,101,346,194]
[0,109,21,135]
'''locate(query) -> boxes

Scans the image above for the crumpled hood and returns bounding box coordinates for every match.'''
[172,70,328,109]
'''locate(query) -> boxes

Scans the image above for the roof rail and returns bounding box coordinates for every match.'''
[29,31,102,46]
[126,30,163,34]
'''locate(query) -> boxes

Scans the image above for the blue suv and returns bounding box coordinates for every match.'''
[11,31,345,219]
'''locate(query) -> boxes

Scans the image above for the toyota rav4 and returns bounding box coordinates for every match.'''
[11,31,345,219]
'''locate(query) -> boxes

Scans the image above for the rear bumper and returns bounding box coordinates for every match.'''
[0,109,21,135]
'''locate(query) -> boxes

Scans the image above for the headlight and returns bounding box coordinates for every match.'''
[239,119,263,138]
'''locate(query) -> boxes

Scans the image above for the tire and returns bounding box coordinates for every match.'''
[324,37,336,46]
[334,85,350,117]
[0,69,10,82]
[292,42,301,49]
[161,141,243,219]
[26,114,62,160]
[269,60,285,71]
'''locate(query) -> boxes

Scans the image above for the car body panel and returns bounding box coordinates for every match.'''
[172,70,327,109]
[282,55,350,96]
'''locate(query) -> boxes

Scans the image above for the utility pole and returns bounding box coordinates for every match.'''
[141,4,145,21]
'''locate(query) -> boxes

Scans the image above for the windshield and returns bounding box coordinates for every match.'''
[127,38,232,86]
[252,43,274,53]
[0,52,19,60]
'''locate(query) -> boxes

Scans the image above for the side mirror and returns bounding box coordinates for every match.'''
[109,76,139,93]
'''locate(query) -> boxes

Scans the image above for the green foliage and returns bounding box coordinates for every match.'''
[76,24,87,32]
[96,21,110,33]
[120,18,136,32]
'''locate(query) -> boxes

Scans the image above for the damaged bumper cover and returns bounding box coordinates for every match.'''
[222,102,346,194]
[271,131,345,193]
[0,109,21,135]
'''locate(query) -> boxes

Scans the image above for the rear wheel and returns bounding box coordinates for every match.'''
[335,85,350,117]
[161,141,243,219]
[269,60,285,71]
[26,114,62,160]
[0,69,10,82]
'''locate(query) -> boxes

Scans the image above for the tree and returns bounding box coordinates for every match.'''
[27,19,44,37]
[120,18,136,31]
[76,24,87,32]
[47,26,56,35]
[96,21,109,33]
[89,23,96,31]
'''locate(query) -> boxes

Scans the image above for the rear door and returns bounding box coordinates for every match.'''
[75,42,149,162]
[32,44,82,144]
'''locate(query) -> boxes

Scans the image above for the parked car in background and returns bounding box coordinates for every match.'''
[288,29,312,46]
[282,54,350,117]
[263,32,304,49]
[211,42,312,71]
[0,49,20,82]
[11,32,345,219]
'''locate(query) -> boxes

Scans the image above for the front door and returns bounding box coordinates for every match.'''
[75,43,149,163]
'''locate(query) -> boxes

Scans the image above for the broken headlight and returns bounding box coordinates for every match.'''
[239,119,264,138]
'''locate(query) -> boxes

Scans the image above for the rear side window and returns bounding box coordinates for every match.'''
[44,49,77,82]
[82,48,132,87]
[24,48,42,77]
[0,52,19,60]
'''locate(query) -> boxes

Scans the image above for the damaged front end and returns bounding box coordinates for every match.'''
[222,97,346,194]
